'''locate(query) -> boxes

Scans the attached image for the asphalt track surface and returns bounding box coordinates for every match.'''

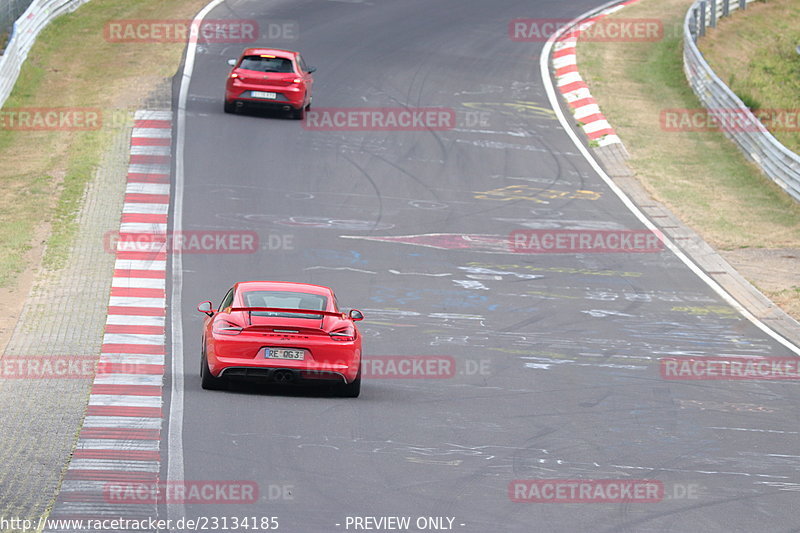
[167,0,800,531]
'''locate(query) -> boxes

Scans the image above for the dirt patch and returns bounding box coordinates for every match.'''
[720,248,800,318]
[0,223,48,352]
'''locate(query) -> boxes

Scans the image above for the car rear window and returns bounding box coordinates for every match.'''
[238,56,294,73]
[243,291,327,319]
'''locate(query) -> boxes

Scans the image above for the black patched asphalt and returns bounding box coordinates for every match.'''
[166,0,800,531]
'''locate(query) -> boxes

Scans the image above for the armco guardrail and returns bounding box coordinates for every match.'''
[1,0,36,48]
[684,0,800,202]
[0,0,90,109]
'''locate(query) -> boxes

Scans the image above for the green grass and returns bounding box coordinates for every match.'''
[577,0,800,250]
[0,0,206,284]
[699,0,800,153]
[43,130,107,269]
[0,174,49,286]
[5,5,126,271]
[0,12,105,279]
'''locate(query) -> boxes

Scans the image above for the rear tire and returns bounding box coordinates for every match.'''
[292,105,305,120]
[337,365,361,398]
[224,100,235,114]
[201,351,225,390]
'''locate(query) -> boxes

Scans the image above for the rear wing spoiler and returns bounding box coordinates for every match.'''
[229,307,344,318]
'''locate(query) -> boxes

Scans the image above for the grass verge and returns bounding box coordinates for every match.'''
[698,0,800,154]
[577,0,800,319]
[0,0,208,285]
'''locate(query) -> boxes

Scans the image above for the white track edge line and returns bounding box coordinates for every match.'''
[168,0,227,524]
[540,0,800,356]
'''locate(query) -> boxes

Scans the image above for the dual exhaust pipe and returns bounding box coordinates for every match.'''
[272,369,296,383]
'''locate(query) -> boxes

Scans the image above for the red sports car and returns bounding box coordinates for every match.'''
[224,48,315,119]
[198,281,363,397]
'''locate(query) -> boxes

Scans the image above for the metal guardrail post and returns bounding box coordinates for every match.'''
[722,0,729,17]
[699,0,707,36]
[739,0,746,9]
[689,8,698,42]
[710,0,717,27]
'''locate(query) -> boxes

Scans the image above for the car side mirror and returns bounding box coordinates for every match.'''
[349,309,364,321]
[227,59,237,67]
[198,301,215,316]
[307,66,316,73]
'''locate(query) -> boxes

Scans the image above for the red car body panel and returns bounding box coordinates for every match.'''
[201,282,361,384]
[225,48,313,112]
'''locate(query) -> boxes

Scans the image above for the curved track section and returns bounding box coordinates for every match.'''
[166,0,800,531]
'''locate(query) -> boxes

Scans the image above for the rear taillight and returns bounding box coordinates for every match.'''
[330,327,355,342]
[292,78,302,84]
[213,319,242,335]
[230,73,239,79]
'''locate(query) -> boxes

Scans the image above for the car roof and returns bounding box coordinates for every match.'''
[234,281,333,296]
[240,48,298,59]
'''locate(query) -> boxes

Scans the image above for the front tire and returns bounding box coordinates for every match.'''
[201,351,225,390]
[337,365,361,398]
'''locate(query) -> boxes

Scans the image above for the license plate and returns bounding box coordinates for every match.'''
[251,91,277,99]
[264,348,304,360]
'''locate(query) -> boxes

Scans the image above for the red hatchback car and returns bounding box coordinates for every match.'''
[198,281,363,397]
[224,48,315,119]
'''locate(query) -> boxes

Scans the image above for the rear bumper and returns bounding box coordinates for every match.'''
[207,335,360,383]
[225,84,305,109]
[228,98,301,112]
